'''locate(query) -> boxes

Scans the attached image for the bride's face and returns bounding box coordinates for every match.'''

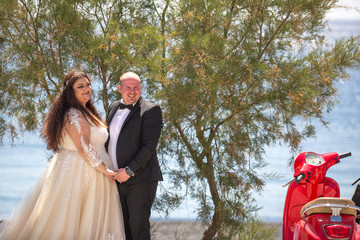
[73,77,92,107]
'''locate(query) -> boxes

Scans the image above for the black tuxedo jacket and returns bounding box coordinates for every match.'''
[105,97,163,184]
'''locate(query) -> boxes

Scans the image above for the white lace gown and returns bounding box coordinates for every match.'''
[0,109,125,240]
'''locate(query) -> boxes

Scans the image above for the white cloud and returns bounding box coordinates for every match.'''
[326,0,360,21]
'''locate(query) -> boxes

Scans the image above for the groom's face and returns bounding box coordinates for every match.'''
[118,78,142,105]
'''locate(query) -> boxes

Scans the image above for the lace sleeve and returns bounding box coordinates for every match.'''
[65,108,102,167]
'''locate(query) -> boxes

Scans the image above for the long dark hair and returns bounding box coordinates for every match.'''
[42,69,105,152]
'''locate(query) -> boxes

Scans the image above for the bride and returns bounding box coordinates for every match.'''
[0,70,125,240]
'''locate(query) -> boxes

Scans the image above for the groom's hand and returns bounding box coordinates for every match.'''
[114,168,131,183]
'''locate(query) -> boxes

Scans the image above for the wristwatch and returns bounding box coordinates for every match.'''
[125,166,135,177]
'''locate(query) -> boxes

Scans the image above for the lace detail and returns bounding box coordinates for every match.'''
[62,154,72,170]
[104,233,124,240]
[66,108,102,167]
[68,108,82,132]
[82,163,94,188]
[80,135,102,167]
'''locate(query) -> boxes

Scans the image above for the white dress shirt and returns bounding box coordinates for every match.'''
[108,100,131,170]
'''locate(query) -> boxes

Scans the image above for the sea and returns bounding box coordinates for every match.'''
[1,18,360,223]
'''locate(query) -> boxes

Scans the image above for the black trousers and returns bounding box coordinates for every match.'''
[117,181,158,240]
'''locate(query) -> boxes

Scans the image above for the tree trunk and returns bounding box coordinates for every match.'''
[202,156,223,239]
[202,211,220,240]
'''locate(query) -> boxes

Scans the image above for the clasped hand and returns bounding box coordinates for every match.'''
[113,168,130,183]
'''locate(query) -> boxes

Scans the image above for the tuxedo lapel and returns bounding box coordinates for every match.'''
[107,100,121,125]
[122,98,141,128]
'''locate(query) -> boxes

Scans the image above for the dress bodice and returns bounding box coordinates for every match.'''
[60,124,108,153]
[57,108,111,168]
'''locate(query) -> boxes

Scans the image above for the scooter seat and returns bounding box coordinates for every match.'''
[301,197,357,217]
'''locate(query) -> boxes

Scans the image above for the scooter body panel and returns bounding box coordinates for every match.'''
[282,177,339,240]
[294,214,360,240]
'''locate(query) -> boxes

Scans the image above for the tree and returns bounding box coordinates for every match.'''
[151,0,360,238]
[0,0,160,142]
[0,0,95,143]
[1,0,360,239]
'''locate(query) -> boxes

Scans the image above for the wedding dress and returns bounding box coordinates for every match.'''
[0,108,125,240]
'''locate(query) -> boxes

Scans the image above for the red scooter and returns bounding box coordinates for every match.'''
[282,151,360,240]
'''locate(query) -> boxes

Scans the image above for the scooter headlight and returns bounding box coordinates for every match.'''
[305,152,325,166]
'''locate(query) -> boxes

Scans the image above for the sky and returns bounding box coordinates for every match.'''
[326,0,360,21]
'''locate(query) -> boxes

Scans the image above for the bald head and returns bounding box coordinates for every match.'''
[118,71,142,105]
[120,72,141,84]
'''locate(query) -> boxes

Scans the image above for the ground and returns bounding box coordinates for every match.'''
[0,219,282,239]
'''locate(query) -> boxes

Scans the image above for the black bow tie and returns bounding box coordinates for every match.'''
[119,103,133,110]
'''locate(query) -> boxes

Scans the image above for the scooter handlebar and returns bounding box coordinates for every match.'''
[282,179,295,188]
[339,152,351,159]
[282,173,305,188]
[295,173,305,184]
[282,152,352,188]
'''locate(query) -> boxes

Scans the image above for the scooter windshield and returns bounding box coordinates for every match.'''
[305,152,325,166]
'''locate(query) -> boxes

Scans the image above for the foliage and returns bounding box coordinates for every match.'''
[153,0,360,238]
[1,0,360,239]
[0,0,160,143]
[216,216,280,240]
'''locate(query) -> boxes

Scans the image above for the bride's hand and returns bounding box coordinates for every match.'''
[95,163,117,183]
[103,168,117,183]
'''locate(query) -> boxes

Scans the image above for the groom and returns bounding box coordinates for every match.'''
[105,72,163,240]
